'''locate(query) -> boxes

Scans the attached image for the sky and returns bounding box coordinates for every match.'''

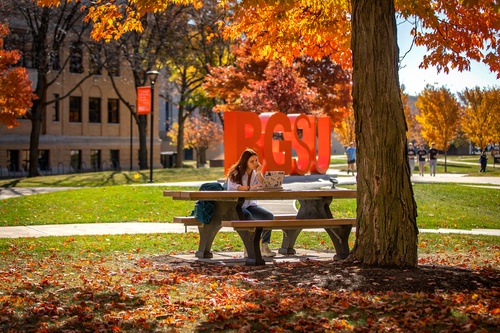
[396,20,499,96]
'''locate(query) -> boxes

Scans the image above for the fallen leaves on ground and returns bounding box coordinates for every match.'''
[0,248,498,332]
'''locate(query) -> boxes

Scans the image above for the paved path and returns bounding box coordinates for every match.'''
[1,170,499,238]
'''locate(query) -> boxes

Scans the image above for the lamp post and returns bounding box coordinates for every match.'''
[146,70,160,183]
[130,105,135,171]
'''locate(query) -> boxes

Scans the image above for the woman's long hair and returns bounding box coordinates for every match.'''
[227,148,258,184]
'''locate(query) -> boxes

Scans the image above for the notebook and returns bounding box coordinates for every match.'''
[259,171,285,190]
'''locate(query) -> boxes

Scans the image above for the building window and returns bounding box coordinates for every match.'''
[21,150,30,171]
[107,98,120,124]
[89,43,102,75]
[89,97,101,123]
[38,150,50,171]
[70,150,82,172]
[91,150,101,171]
[69,96,82,122]
[110,150,120,170]
[69,42,84,73]
[7,150,20,172]
[53,94,60,122]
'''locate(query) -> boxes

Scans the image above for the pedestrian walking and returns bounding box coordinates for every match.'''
[428,143,439,177]
[479,150,488,172]
[346,142,356,175]
[408,142,416,177]
[416,144,427,176]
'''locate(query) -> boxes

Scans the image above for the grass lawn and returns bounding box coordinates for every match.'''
[0,166,226,188]
[1,163,499,332]
[2,183,498,230]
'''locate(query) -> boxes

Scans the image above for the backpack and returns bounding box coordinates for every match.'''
[191,182,225,224]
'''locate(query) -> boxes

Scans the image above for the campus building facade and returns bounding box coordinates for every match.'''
[0,26,161,177]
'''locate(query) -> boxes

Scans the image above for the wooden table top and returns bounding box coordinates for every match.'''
[164,189,356,201]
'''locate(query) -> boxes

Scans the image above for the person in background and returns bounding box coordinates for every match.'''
[407,142,416,177]
[479,150,488,172]
[428,142,439,177]
[226,148,276,257]
[416,144,427,176]
[346,142,356,175]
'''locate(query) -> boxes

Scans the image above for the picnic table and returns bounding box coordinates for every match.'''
[164,189,357,265]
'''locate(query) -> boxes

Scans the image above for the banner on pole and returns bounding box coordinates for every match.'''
[137,86,151,115]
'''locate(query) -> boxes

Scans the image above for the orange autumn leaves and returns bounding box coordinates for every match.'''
[397,0,500,77]
[45,0,500,80]
[0,242,498,331]
[0,24,36,128]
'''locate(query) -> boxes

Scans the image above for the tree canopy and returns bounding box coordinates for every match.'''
[459,86,500,150]
[204,43,351,125]
[415,85,461,152]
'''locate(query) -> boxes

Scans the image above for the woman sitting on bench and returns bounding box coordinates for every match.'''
[226,148,277,257]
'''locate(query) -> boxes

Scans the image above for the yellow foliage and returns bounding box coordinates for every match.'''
[460,87,500,149]
[333,108,355,147]
[415,86,461,151]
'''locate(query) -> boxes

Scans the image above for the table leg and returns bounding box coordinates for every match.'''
[279,198,333,255]
[195,200,241,259]
[325,225,352,260]
[195,221,221,258]
[237,228,266,266]
[278,230,299,255]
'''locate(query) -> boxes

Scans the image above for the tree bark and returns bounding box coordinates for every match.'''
[27,8,50,178]
[176,103,186,168]
[350,0,418,267]
[28,100,43,177]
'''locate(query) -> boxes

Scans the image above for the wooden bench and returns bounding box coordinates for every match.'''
[221,218,356,229]
[173,214,299,232]
[221,218,356,265]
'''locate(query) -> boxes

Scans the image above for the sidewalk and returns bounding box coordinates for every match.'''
[1,222,499,239]
[1,171,499,239]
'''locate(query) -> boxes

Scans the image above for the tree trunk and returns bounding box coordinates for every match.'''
[176,104,186,168]
[350,0,418,267]
[137,114,148,169]
[28,101,42,177]
[444,150,448,173]
[199,146,207,167]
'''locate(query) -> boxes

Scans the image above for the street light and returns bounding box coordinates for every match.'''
[146,70,160,183]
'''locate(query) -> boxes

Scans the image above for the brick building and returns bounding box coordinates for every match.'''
[0,25,161,177]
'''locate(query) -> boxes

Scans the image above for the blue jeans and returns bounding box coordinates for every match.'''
[242,205,274,243]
